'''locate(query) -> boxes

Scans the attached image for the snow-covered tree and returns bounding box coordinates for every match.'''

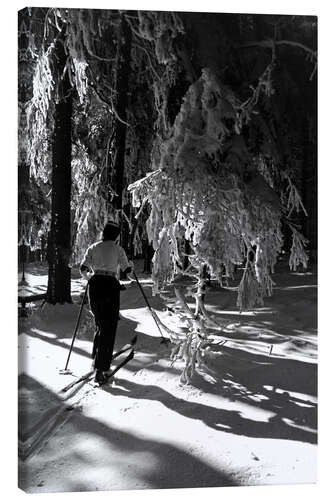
[129,13,316,383]
[25,8,185,279]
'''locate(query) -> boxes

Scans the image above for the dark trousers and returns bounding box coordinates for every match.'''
[88,275,120,371]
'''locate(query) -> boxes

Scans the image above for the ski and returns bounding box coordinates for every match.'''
[95,347,135,387]
[112,335,137,359]
[60,336,137,393]
[60,370,94,393]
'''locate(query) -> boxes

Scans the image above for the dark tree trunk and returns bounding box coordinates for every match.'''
[143,238,154,274]
[128,208,138,261]
[112,15,132,246]
[46,36,72,304]
[183,240,191,270]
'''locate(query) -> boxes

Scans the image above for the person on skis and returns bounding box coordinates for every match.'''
[80,222,133,385]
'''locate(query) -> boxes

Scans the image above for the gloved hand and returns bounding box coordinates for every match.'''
[123,260,134,275]
[80,264,92,281]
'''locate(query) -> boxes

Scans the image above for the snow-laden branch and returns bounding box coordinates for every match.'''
[128,169,162,193]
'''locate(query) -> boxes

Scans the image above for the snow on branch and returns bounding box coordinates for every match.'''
[288,224,309,271]
[136,11,185,64]
[283,173,308,217]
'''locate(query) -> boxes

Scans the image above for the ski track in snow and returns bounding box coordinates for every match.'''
[18,263,317,493]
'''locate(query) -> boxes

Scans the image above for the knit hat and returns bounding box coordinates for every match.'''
[102,222,120,241]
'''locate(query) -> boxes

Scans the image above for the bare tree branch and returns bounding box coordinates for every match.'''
[239,39,317,60]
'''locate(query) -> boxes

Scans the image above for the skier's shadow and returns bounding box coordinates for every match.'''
[18,375,238,491]
[105,376,316,444]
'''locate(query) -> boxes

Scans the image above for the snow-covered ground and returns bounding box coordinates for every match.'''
[18,261,317,493]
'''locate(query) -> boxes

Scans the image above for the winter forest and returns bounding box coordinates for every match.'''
[18,7,317,494]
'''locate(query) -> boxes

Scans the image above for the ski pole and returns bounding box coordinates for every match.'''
[60,283,89,374]
[132,270,169,344]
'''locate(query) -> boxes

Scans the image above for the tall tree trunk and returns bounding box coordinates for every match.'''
[46,36,72,304]
[112,14,132,248]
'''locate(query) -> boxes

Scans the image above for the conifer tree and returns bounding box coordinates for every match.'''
[129,13,317,383]
[46,29,73,303]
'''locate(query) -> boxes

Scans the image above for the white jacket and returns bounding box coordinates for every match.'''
[81,240,130,275]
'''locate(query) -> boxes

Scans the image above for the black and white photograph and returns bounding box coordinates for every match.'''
[16,2,318,495]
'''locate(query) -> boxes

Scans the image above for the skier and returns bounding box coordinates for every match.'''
[80,222,133,385]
